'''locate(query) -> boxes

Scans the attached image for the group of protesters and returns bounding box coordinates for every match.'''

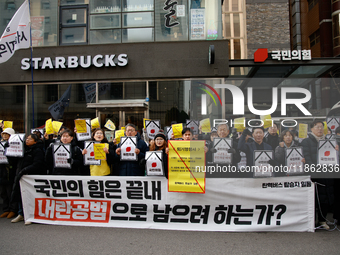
[0,118,339,230]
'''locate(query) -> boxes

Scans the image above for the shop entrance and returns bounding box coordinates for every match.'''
[98,108,148,134]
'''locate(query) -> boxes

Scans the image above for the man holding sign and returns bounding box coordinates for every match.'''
[115,124,149,176]
[301,120,339,230]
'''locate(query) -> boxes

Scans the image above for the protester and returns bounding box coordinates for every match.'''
[301,120,336,230]
[275,130,305,166]
[141,131,169,178]
[115,123,149,176]
[45,129,83,175]
[238,126,275,167]
[0,128,18,219]
[82,128,116,176]
[11,134,46,224]
[333,126,340,224]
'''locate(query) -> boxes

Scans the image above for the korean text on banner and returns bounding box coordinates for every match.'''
[0,0,30,64]
[200,118,211,133]
[168,140,206,193]
[20,175,315,232]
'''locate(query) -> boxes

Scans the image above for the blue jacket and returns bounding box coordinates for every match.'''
[116,133,149,176]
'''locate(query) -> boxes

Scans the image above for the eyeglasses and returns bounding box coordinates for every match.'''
[126,129,135,133]
[313,126,324,129]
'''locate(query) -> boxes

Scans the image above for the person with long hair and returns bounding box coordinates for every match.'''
[82,128,116,176]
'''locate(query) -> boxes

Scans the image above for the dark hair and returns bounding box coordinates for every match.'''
[335,126,340,135]
[28,134,39,142]
[252,126,265,133]
[310,120,324,128]
[126,123,137,130]
[60,129,74,137]
[279,130,295,142]
[182,127,193,135]
[33,130,42,139]
[92,128,108,143]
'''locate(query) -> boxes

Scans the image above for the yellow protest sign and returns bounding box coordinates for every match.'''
[143,118,150,129]
[172,124,183,138]
[45,119,54,135]
[168,140,206,193]
[298,123,308,138]
[200,118,211,133]
[115,130,125,144]
[323,121,328,135]
[93,143,108,160]
[91,117,100,129]
[3,121,13,129]
[52,121,63,135]
[234,117,246,132]
[104,119,116,131]
[260,115,272,129]
[121,127,125,131]
[75,119,87,133]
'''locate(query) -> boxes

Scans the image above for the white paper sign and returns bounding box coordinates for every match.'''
[145,120,160,140]
[0,141,9,164]
[76,119,92,141]
[285,147,304,175]
[120,137,137,161]
[84,141,101,166]
[317,139,339,165]
[186,120,199,135]
[326,117,340,134]
[213,138,232,164]
[145,151,164,176]
[53,144,71,168]
[5,134,25,157]
[254,150,273,177]
[166,126,173,140]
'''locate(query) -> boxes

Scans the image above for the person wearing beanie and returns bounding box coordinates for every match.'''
[143,130,169,178]
[0,128,18,219]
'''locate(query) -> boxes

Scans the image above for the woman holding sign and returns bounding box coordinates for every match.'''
[275,130,305,166]
[82,128,116,176]
[45,129,83,175]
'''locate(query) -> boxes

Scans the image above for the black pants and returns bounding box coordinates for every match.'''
[0,183,18,213]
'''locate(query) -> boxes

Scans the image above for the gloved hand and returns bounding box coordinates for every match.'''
[210,148,217,153]
[242,129,252,136]
[268,159,276,166]
[228,148,236,154]
[67,158,74,164]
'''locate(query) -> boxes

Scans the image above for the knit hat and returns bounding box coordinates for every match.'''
[154,132,166,141]
[2,128,15,135]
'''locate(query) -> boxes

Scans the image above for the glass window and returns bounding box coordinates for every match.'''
[309,29,320,47]
[122,28,154,42]
[90,29,121,44]
[223,14,231,37]
[90,0,121,13]
[90,14,120,29]
[98,82,146,100]
[123,12,154,28]
[60,6,88,45]
[155,0,189,41]
[232,0,239,11]
[61,0,87,5]
[122,0,154,12]
[46,84,58,102]
[234,13,240,37]
[0,85,25,133]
